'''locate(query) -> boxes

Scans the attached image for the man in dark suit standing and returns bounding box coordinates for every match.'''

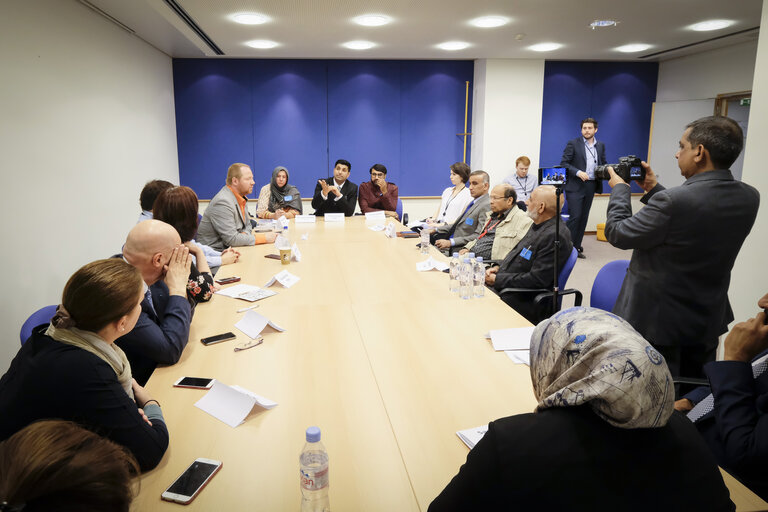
[560,117,607,259]
[605,116,760,381]
[311,159,358,216]
[674,293,768,501]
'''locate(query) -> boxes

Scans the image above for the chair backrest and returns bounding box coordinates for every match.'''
[396,198,403,220]
[590,260,630,311]
[20,305,58,345]
[558,247,579,289]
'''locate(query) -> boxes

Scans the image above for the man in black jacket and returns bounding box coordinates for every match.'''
[311,159,358,216]
[485,185,572,323]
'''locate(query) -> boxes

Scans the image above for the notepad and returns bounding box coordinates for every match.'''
[456,424,489,449]
[194,381,278,428]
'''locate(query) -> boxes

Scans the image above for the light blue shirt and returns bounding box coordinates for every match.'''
[584,137,598,180]
[137,210,153,223]
[191,240,222,268]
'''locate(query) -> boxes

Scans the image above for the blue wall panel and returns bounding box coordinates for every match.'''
[400,61,473,195]
[173,60,255,200]
[540,61,658,193]
[327,61,402,187]
[173,59,473,198]
[250,60,328,198]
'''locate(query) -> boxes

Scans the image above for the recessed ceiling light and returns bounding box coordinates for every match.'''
[353,14,392,27]
[437,41,470,51]
[528,42,562,52]
[343,40,376,50]
[470,16,509,28]
[616,43,651,53]
[232,13,270,25]
[246,40,279,49]
[590,19,617,29]
[689,19,735,31]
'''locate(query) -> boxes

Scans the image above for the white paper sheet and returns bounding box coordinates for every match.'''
[295,215,316,224]
[324,213,345,222]
[456,424,489,449]
[194,381,278,428]
[368,224,386,232]
[301,233,309,240]
[234,310,286,339]
[291,242,302,262]
[385,222,396,238]
[264,270,300,288]
[488,327,535,351]
[365,210,386,221]
[215,283,277,302]
[277,216,289,228]
[416,256,450,272]
[505,350,531,365]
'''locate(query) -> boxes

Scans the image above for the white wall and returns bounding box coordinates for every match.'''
[471,59,545,187]
[0,0,179,373]
[730,1,768,325]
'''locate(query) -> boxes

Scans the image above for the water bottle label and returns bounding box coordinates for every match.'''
[301,466,329,491]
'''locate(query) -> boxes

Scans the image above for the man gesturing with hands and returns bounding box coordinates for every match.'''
[116,220,195,385]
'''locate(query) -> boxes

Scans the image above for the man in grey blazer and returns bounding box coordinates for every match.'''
[197,163,277,251]
[605,116,760,381]
[560,117,607,259]
[432,170,491,252]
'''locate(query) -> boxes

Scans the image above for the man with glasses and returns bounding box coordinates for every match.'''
[461,183,532,261]
[431,170,491,253]
[116,220,193,385]
[358,163,399,219]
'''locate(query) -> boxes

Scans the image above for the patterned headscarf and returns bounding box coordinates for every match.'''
[269,166,303,213]
[530,307,673,429]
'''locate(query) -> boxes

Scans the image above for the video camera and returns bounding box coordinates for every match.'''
[538,166,567,186]
[595,156,645,182]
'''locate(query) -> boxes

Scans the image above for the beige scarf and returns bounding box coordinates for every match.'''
[45,323,134,400]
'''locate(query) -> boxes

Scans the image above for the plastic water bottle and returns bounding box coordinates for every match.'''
[449,253,460,292]
[459,257,472,300]
[420,228,430,254]
[300,426,330,512]
[474,257,485,298]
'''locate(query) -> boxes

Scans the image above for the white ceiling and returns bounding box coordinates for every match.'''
[83,0,762,61]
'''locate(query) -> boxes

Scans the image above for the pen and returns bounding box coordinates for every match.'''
[237,304,260,313]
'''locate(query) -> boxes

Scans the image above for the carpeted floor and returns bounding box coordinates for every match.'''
[562,233,633,308]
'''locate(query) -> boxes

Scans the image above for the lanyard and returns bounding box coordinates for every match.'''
[478,218,502,239]
[584,141,597,164]
[515,175,530,197]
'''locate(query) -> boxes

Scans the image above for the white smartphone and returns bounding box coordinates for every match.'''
[161,458,222,504]
[173,377,215,389]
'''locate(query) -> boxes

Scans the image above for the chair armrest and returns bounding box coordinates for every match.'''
[498,287,583,308]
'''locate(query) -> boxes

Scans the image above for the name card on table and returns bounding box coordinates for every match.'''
[265,269,300,288]
[416,257,450,272]
[291,242,302,262]
[385,222,397,238]
[235,309,286,338]
[295,215,316,223]
[194,381,278,428]
[365,211,386,222]
[277,215,289,229]
[324,213,345,223]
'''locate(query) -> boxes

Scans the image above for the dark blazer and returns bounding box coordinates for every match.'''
[560,136,606,193]
[605,170,759,348]
[311,178,358,216]
[115,280,192,385]
[0,328,169,471]
[429,406,734,512]
[433,194,491,249]
[689,352,768,500]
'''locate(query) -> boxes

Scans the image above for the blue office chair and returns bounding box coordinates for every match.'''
[560,198,570,223]
[499,247,582,322]
[590,260,630,311]
[396,198,408,225]
[20,305,58,345]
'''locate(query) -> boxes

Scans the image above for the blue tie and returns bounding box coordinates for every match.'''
[144,288,158,318]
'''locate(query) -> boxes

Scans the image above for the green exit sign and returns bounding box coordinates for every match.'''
[740,98,751,106]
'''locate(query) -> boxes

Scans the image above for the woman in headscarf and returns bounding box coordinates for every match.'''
[429,307,734,512]
[256,166,303,219]
[0,259,169,472]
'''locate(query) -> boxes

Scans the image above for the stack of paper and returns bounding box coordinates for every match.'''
[215,284,277,302]
[234,310,286,339]
[194,381,278,428]
[456,425,489,449]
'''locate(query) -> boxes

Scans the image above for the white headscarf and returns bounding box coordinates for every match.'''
[530,307,673,429]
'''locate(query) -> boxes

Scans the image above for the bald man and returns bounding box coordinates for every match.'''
[485,185,573,323]
[115,220,194,385]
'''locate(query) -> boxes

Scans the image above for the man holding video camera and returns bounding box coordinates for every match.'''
[604,116,759,382]
[560,117,607,259]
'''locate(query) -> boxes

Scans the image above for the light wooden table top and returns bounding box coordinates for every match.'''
[134,217,767,511]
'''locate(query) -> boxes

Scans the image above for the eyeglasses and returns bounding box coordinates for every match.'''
[489,195,511,201]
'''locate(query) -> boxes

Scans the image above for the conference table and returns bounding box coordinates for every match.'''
[134,217,767,511]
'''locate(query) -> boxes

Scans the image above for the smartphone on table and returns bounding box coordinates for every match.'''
[215,276,240,285]
[173,377,215,389]
[161,458,222,504]
[200,332,236,346]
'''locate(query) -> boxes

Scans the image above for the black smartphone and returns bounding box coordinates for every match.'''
[173,377,215,389]
[201,332,236,346]
[215,276,240,285]
[264,254,281,260]
[161,458,222,504]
